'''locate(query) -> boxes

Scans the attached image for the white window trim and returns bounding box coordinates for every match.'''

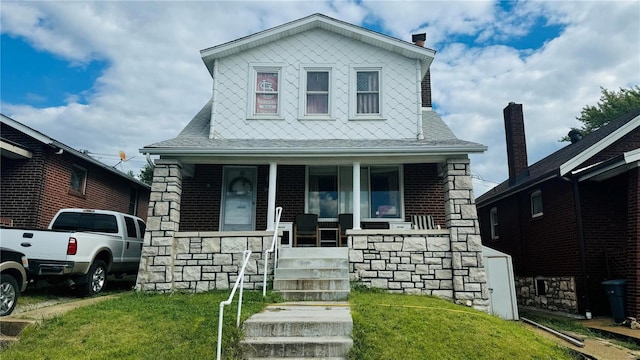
[247,63,285,120]
[490,207,499,240]
[531,190,543,218]
[349,65,386,120]
[298,65,335,120]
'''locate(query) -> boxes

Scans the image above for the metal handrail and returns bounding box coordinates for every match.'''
[263,206,283,296]
[216,249,251,360]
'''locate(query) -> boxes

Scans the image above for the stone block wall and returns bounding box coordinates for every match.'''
[349,232,454,300]
[516,276,578,314]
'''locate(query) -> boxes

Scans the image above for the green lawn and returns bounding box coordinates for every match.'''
[3,289,577,360]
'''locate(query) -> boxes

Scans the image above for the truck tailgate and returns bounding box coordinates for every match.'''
[0,228,71,261]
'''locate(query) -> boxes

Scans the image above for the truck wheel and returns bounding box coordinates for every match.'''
[78,260,107,297]
[1,274,19,316]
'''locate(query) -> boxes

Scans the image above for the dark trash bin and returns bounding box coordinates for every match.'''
[601,279,626,323]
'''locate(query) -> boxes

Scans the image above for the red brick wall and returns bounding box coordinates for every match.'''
[580,175,628,314]
[179,163,446,230]
[403,163,445,226]
[584,127,640,167]
[0,124,149,228]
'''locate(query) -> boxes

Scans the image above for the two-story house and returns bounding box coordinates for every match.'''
[136,14,490,312]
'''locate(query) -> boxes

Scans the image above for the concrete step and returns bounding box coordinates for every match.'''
[242,336,353,358]
[280,247,348,259]
[277,290,350,301]
[243,303,352,338]
[275,267,349,279]
[273,278,350,291]
[0,334,18,350]
[277,258,349,269]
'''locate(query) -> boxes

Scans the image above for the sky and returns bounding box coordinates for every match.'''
[2,1,639,196]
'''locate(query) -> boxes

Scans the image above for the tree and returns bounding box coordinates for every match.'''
[562,85,640,141]
[138,162,154,185]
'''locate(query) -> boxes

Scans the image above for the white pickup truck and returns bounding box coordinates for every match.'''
[0,209,146,296]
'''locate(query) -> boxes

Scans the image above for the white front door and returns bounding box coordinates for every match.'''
[220,167,257,231]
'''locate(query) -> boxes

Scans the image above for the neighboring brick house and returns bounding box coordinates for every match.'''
[1,114,150,227]
[477,103,640,319]
[135,14,490,312]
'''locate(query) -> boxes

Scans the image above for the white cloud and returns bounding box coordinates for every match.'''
[1,1,639,193]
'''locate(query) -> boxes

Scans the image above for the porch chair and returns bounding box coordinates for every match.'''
[337,213,353,247]
[411,214,436,230]
[294,213,319,247]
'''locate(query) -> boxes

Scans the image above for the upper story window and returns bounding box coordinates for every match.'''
[306,71,329,114]
[299,66,333,120]
[350,66,384,120]
[249,65,283,118]
[531,190,543,218]
[356,71,379,114]
[490,207,499,240]
[70,165,87,195]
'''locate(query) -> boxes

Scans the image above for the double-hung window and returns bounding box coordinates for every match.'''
[350,66,384,119]
[299,66,333,119]
[307,165,401,220]
[531,190,543,218]
[249,65,282,118]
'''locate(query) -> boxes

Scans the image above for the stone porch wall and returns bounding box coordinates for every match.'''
[516,276,579,314]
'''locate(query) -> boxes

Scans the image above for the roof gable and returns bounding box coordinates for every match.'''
[200,13,435,77]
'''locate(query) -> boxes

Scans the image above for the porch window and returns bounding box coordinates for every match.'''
[531,190,543,218]
[490,207,499,240]
[307,165,400,220]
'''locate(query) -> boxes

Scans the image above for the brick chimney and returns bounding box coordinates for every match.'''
[412,33,432,108]
[503,102,529,185]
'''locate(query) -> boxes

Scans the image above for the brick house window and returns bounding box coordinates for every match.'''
[70,165,87,195]
[490,207,499,240]
[531,190,543,218]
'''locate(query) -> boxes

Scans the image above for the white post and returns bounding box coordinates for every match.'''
[266,162,277,230]
[353,162,361,230]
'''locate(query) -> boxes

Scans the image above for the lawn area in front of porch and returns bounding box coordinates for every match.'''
[3,289,574,359]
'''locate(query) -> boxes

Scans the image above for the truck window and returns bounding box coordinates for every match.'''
[137,219,146,238]
[52,213,118,233]
[124,217,137,238]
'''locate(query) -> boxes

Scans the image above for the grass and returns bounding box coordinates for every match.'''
[348,289,577,360]
[4,290,276,360]
[4,287,581,360]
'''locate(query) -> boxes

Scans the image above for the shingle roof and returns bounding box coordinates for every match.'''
[477,106,640,204]
[141,104,485,157]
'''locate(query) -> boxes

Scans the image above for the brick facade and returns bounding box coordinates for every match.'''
[0,124,149,227]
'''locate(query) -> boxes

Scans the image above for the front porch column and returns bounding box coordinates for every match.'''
[135,159,183,292]
[266,162,278,230]
[353,161,361,230]
[443,158,489,312]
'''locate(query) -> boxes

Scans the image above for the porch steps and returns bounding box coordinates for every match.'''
[241,302,352,359]
[274,247,350,301]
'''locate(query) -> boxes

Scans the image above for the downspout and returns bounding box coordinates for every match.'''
[568,175,592,317]
[209,58,218,139]
[415,59,424,140]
